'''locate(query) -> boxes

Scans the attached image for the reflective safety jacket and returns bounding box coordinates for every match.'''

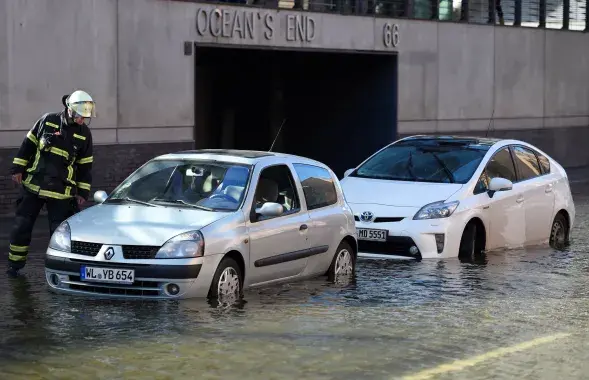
[10,111,94,200]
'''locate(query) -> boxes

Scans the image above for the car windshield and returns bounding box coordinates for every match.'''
[106,159,252,211]
[351,139,491,184]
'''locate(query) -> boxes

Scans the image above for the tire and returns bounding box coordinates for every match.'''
[208,256,243,302]
[458,222,482,260]
[549,213,569,250]
[327,240,356,283]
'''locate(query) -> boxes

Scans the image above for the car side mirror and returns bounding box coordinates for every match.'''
[487,177,513,198]
[93,190,108,204]
[344,168,354,177]
[255,202,284,218]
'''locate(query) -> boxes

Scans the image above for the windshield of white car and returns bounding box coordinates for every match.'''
[106,159,252,211]
[351,140,490,184]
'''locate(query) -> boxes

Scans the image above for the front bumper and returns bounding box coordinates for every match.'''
[356,217,462,259]
[44,249,215,299]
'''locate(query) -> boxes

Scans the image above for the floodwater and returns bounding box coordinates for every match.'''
[2,192,589,379]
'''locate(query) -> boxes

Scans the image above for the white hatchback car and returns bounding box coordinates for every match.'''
[340,135,575,260]
[44,149,358,300]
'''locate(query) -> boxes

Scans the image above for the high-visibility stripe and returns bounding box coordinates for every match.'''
[73,133,86,140]
[26,149,41,174]
[23,181,40,193]
[66,164,75,185]
[39,189,73,200]
[48,147,69,159]
[65,186,72,196]
[27,131,38,145]
[13,158,28,166]
[9,244,28,253]
[45,122,60,129]
[8,253,27,262]
[77,156,93,164]
[77,182,91,191]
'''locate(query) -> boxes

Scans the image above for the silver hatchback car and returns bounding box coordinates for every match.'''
[45,149,358,300]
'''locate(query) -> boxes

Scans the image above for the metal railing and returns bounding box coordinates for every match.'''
[178,0,588,31]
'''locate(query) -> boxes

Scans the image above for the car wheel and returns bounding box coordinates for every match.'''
[327,241,356,283]
[458,222,482,260]
[549,213,569,250]
[208,257,243,303]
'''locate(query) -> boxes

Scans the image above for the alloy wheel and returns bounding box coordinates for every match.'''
[217,267,240,298]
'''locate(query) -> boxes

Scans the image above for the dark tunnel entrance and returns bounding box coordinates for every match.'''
[193,45,398,178]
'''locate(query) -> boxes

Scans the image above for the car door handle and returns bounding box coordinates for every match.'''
[516,195,524,203]
[545,184,553,193]
[299,224,308,231]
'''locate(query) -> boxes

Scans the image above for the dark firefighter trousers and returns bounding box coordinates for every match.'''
[8,188,79,270]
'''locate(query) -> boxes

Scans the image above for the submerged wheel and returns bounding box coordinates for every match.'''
[549,213,569,250]
[208,257,243,302]
[327,240,356,283]
[458,221,483,260]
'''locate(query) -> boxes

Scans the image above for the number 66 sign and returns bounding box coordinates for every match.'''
[383,23,399,48]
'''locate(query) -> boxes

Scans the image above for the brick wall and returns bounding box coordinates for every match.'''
[0,142,193,216]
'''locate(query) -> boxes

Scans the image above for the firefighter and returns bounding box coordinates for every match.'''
[7,90,95,277]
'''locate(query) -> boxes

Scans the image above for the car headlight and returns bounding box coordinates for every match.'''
[155,230,205,259]
[49,221,71,252]
[413,200,460,220]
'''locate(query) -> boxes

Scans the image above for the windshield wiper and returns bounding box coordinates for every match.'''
[429,152,455,183]
[152,198,213,211]
[106,197,157,207]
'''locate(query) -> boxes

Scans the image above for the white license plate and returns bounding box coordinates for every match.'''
[358,228,388,242]
[80,266,135,284]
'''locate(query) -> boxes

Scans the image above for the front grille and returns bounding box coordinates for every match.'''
[358,236,418,257]
[122,245,160,260]
[71,241,102,257]
[354,216,404,223]
[66,275,161,297]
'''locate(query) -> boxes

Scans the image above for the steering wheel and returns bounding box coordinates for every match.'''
[208,193,238,203]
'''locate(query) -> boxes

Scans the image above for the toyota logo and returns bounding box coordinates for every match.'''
[360,211,374,222]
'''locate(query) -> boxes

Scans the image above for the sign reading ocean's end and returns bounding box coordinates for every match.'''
[195,7,317,43]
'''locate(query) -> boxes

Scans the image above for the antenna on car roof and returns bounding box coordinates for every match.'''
[269,118,287,152]
[485,105,496,137]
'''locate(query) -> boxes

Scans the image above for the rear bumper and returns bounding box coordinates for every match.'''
[44,255,206,299]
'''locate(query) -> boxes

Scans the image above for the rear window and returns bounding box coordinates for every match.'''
[293,164,338,210]
[351,140,490,184]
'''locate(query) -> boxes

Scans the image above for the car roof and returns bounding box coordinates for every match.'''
[399,134,503,147]
[153,149,331,168]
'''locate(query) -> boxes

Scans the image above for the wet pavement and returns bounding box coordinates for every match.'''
[2,183,589,379]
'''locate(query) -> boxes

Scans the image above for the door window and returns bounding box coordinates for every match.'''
[512,146,542,181]
[251,164,300,222]
[474,147,517,194]
[293,164,338,210]
[536,153,550,175]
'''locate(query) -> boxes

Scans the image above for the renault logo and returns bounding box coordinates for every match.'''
[360,211,374,222]
[104,247,115,260]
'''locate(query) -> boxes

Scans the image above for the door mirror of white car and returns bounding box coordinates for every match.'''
[256,202,284,218]
[487,177,513,197]
[343,168,354,177]
[93,190,108,204]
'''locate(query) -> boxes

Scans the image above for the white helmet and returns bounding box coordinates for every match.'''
[64,90,96,119]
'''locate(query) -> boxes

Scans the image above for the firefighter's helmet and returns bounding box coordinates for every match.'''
[63,90,96,119]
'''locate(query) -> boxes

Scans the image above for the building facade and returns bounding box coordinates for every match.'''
[0,0,588,215]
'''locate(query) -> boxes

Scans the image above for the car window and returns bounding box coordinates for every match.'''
[350,141,489,184]
[293,164,338,210]
[474,147,517,194]
[537,153,550,174]
[252,164,300,222]
[107,159,252,211]
[512,146,542,181]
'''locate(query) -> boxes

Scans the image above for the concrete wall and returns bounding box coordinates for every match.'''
[1,0,588,150]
